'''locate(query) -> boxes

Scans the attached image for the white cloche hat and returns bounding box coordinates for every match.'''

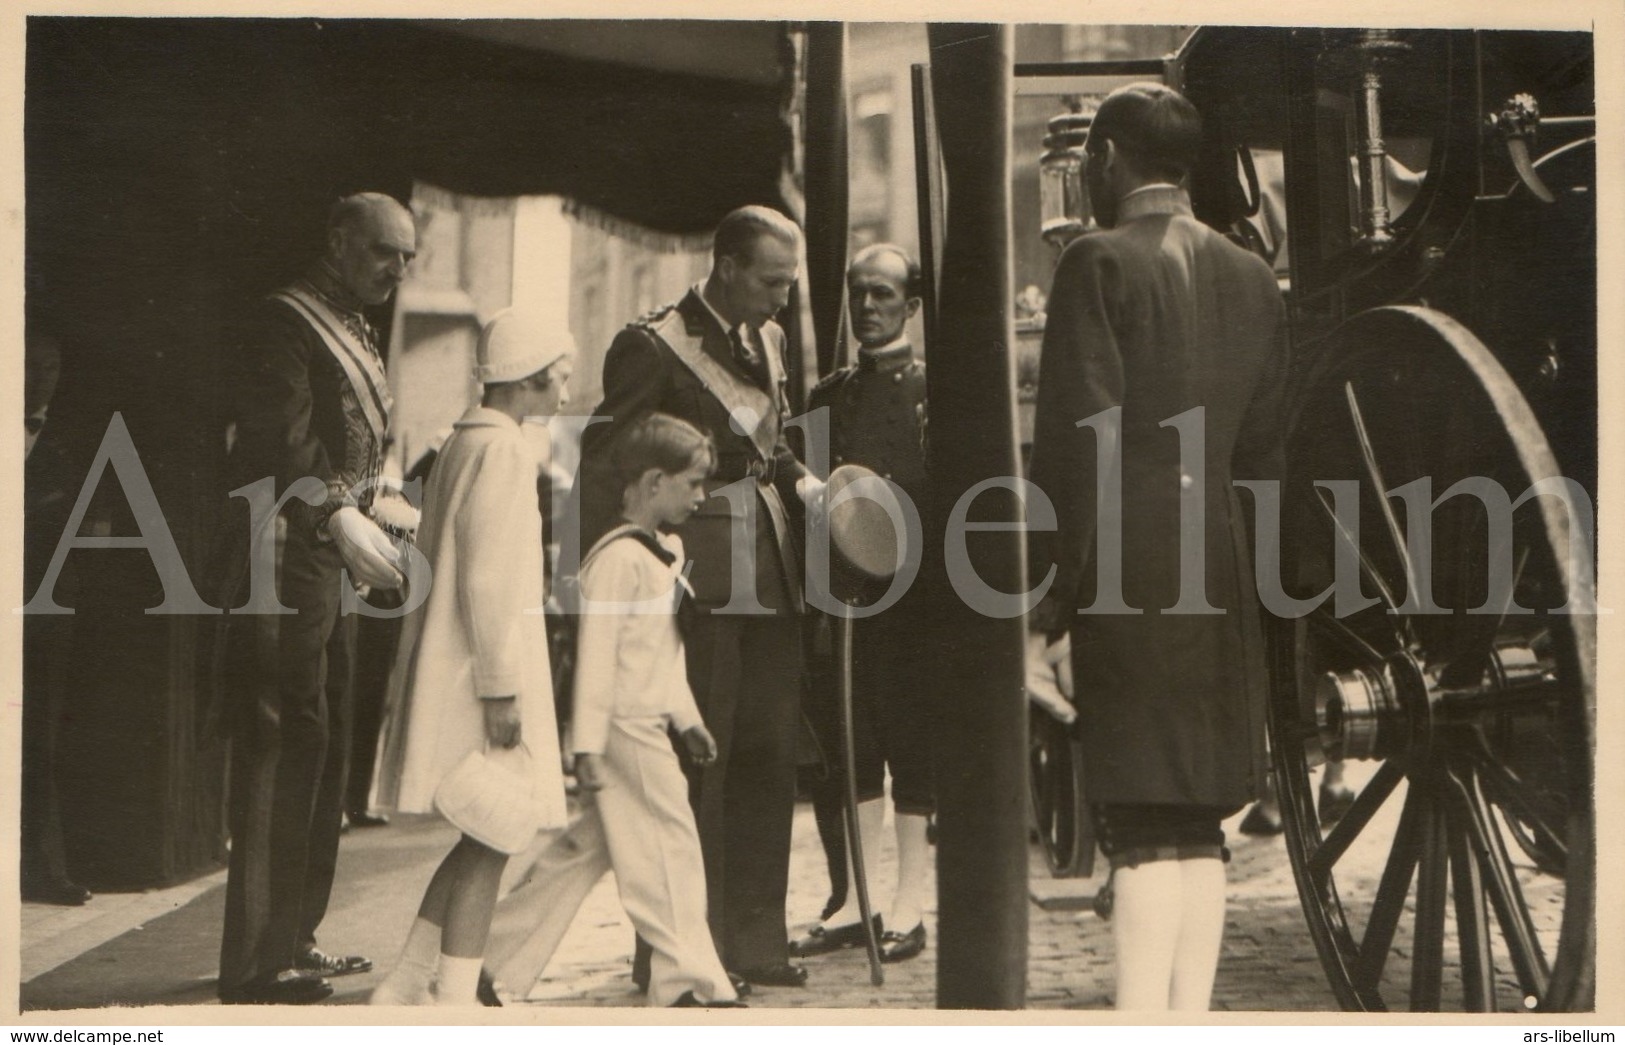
[475,308,576,384]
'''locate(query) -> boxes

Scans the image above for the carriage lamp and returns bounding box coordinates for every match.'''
[1040,106,1094,249]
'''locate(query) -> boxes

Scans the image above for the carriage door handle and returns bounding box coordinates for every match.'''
[1490,93,1556,204]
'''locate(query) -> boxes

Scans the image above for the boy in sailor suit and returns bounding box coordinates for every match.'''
[486,412,742,1008]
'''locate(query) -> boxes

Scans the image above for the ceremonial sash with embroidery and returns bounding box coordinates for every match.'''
[269,284,393,445]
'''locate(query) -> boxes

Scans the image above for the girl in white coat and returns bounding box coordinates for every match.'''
[371,311,574,1005]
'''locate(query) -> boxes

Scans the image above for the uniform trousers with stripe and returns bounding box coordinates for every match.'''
[485,716,733,1006]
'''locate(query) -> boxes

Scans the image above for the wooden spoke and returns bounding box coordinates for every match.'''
[1344,381,1421,618]
[1410,774,1451,1011]
[1453,768,1551,998]
[1448,776,1498,1011]
[1309,759,1407,885]
[1354,782,1424,996]
[1315,482,1406,622]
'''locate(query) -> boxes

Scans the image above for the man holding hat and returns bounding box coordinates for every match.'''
[368,308,574,1006]
[217,192,416,1005]
[556,205,814,990]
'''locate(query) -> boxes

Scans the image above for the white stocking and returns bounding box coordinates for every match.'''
[1110,860,1181,1011]
[823,798,887,929]
[370,917,441,1006]
[1169,857,1226,1011]
[889,812,931,933]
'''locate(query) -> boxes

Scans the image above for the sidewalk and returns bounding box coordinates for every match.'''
[19,798,1346,1013]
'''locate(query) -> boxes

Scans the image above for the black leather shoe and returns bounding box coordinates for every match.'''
[738,963,808,988]
[295,947,373,977]
[22,878,91,907]
[1318,785,1356,826]
[477,970,503,1007]
[1238,802,1284,836]
[789,915,881,957]
[670,990,748,1008]
[220,970,333,1005]
[347,810,391,828]
[726,972,752,998]
[879,924,926,963]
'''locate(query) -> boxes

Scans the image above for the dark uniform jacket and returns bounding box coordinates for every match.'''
[806,340,927,605]
[567,289,807,612]
[1028,186,1286,808]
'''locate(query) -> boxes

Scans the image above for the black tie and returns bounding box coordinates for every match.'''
[730,326,762,382]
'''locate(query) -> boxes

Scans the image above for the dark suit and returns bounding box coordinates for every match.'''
[1028,187,1284,811]
[567,288,807,971]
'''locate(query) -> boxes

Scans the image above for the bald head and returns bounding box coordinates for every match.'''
[325,193,417,306]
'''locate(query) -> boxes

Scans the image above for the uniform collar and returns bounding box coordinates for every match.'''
[306,260,370,319]
[453,405,520,430]
[1115,183,1192,225]
[857,335,914,372]
[694,282,749,341]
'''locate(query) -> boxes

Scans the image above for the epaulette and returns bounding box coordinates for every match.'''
[811,366,854,397]
[630,301,679,331]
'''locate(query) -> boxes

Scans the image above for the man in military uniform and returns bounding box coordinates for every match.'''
[791,244,933,965]
[535,205,813,991]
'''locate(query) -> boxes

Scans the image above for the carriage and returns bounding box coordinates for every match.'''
[1017,26,1597,1013]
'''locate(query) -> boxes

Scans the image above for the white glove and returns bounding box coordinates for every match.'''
[328,505,405,590]
[796,474,827,513]
[1026,631,1077,725]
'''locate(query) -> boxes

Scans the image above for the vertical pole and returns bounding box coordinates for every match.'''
[803,21,850,380]
[924,23,1028,1010]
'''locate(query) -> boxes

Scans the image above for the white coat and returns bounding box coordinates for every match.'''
[374,406,567,830]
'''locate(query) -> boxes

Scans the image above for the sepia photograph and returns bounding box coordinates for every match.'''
[6,2,1617,1025]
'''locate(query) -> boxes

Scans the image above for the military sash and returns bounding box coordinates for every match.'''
[639,304,801,606]
[642,307,787,464]
[269,283,393,446]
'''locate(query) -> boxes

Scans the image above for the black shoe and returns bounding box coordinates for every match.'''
[295,947,373,977]
[1238,802,1284,836]
[726,972,752,998]
[347,810,391,828]
[789,915,881,957]
[879,924,926,963]
[477,970,503,1007]
[670,990,748,1008]
[737,963,808,988]
[22,877,91,907]
[220,970,333,1005]
[1318,785,1356,826]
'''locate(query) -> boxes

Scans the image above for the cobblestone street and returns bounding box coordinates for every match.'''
[20,769,1566,1015]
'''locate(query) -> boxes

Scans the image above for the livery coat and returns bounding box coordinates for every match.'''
[1028,186,1286,808]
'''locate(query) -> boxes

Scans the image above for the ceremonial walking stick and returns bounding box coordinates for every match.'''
[839,601,885,986]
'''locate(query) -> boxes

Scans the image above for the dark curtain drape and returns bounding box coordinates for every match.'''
[23,16,796,888]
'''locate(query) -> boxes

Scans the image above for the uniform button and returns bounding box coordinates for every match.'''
[883,472,892,480]
[835,455,845,464]
[893,373,903,383]
[1179,471,1195,490]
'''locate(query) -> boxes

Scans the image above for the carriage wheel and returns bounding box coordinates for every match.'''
[1268,306,1594,1012]
[1029,706,1091,877]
